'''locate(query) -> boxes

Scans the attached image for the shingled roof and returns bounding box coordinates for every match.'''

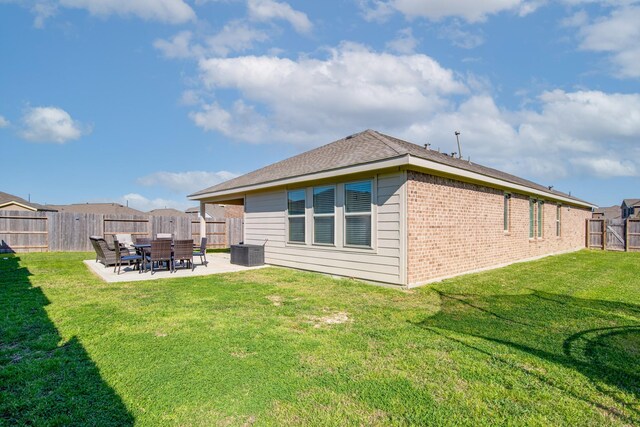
[47,203,147,216]
[0,191,57,211]
[190,129,590,205]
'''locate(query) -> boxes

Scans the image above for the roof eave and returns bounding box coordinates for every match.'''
[407,156,595,208]
[189,153,594,209]
[0,201,39,211]
[188,155,411,201]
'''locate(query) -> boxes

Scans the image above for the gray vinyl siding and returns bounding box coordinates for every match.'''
[243,172,406,285]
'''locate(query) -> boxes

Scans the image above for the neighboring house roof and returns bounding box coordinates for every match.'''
[593,205,621,220]
[622,199,640,207]
[147,208,190,217]
[189,129,593,207]
[47,203,147,216]
[0,191,57,211]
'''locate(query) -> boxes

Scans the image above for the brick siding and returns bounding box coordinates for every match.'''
[407,170,591,286]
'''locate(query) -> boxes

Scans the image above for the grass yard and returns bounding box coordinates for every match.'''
[1,250,639,426]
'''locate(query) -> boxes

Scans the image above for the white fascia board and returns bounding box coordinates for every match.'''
[188,156,409,201]
[0,201,37,211]
[408,156,595,208]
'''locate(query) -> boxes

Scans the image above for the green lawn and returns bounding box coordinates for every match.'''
[1,251,639,426]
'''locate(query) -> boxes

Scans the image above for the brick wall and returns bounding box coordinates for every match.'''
[224,204,244,219]
[407,171,592,286]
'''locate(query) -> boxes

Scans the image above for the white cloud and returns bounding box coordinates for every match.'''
[179,89,202,106]
[154,22,269,59]
[575,6,640,78]
[570,157,637,177]
[358,0,395,22]
[192,42,467,144]
[0,115,9,128]
[438,21,485,49]
[206,20,269,56]
[59,0,195,24]
[18,0,195,26]
[20,106,90,143]
[247,0,312,33]
[137,170,238,193]
[386,27,418,54]
[408,89,640,180]
[120,193,190,212]
[359,0,538,23]
[32,0,58,28]
[154,31,197,59]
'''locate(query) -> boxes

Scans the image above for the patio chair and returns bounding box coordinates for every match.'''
[156,233,173,240]
[147,239,173,274]
[115,233,135,250]
[134,236,151,245]
[89,236,104,263]
[193,237,208,266]
[113,239,142,275]
[92,237,129,267]
[173,239,194,271]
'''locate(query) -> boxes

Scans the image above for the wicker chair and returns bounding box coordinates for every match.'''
[193,237,207,266]
[94,238,118,266]
[148,239,173,274]
[134,236,151,245]
[173,239,194,271]
[113,239,142,275]
[89,236,104,263]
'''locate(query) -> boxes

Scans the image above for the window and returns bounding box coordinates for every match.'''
[344,180,372,247]
[287,189,306,243]
[537,200,544,238]
[313,186,335,245]
[529,199,535,238]
[556,205,561,237]
[503,194,510,232]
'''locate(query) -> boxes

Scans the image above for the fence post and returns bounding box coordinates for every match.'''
[199,202,207,242]
[626,218,629,252]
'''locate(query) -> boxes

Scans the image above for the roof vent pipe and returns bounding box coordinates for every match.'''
[454,131,462,159]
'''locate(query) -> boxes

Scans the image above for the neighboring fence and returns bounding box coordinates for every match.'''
[0,210,243,253]
[586,218,640,252]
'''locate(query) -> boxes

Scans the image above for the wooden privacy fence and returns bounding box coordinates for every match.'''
[586,218,640,252]
[0,210,243,253]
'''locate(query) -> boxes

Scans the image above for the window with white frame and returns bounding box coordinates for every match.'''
[556,205,561,237]
[287,189,306,243]
[529,199,535,238]
[503,194,510,232]
[344,180,372,247]
[313,186,335,245]
[537,200,544,238]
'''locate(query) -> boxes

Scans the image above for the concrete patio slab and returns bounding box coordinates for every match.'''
[84,252,266,283]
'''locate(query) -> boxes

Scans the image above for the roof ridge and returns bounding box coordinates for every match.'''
[366,130,406,155]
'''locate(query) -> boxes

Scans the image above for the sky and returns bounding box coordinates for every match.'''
[1,0,639,211]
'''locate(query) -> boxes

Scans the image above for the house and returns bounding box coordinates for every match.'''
[621,199,640,219]
[189,130,594,287]
[593,205,621,221]
[148,208,191,217]
[46,203,147,216]
[185,204,243,219]
[0,191,57,212]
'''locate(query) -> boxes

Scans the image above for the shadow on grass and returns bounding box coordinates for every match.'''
[413,289,640,424]
[0,255,133,426]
